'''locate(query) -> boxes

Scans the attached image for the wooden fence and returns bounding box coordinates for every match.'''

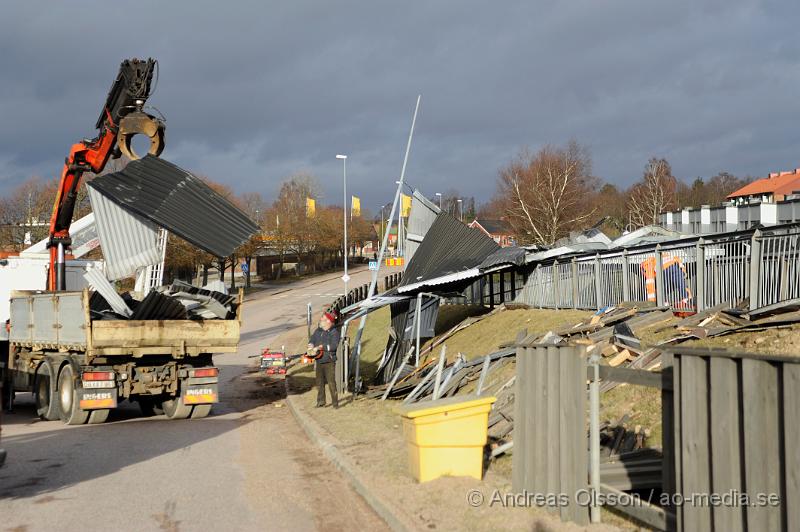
[513,343,799,531]
[512,343,589,525]
[663,348,799,532]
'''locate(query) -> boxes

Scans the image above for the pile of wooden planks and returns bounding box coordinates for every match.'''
[654,298,800,343]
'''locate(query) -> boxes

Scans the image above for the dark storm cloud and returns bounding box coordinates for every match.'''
[1,0,799,210]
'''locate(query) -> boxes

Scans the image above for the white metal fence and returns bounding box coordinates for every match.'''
[515,225,800,312]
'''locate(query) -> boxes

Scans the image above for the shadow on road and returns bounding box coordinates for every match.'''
[239,323,302,345]
[0,363,286,501]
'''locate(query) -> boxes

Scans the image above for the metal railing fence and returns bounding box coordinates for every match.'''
[514,224,800,312]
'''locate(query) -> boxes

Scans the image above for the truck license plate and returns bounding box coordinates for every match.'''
[183,385,219,405]
[79,389,118,409]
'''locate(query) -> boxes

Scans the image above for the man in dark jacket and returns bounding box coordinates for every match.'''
[307,311,340,408]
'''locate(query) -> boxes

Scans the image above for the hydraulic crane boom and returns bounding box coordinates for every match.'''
[48,58,165,290]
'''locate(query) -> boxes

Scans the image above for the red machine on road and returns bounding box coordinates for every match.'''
[258,348,288,375]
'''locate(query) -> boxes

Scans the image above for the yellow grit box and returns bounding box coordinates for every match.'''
[395,395,497,483]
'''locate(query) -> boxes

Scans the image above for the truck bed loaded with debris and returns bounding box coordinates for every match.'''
[7,282,242,424]
[0,155,258,425]
[0,58,259,425]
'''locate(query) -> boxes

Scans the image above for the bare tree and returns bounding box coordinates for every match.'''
[0,177,59,250]
[589,183,627,238]
[497,140,597,245]
[264,173,321,278]
[235,192,267,287]
[627,157,677,228]
[439,189,475,221]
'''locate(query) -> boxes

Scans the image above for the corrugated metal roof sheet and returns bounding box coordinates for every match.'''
[130,291,188,320]
[83,266,132,317]
[88,187,161,280]
[479,246,526,270]
[88,156,260,258]
[402,296,439,338]
[397,212,499,294]
[404,189,440,265]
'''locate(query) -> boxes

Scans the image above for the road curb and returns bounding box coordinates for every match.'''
[284,379,411,532]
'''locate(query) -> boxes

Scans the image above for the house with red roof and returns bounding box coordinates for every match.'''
[468,218,515,247]
[727,168,800,204]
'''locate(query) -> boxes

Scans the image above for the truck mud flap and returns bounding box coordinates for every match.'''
[79,389,118,410]
[183,384,218,405]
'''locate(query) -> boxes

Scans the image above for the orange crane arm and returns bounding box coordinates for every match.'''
[47,58,164,290]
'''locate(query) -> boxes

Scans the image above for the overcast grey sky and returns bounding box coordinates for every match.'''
[1,1,798,211]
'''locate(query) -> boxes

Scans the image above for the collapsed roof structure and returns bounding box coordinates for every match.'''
[80,155,259,317]
[397,212,500,294]
[88,155,259,260]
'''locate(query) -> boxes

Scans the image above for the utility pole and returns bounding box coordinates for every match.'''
[336,154,349,294]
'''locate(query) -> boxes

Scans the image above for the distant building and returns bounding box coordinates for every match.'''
[658,167,800,235]
[469,219,515,247]
[727,168,800,204]
[659,199,800,234]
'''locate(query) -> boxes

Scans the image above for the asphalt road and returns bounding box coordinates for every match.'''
[0,265,395,532]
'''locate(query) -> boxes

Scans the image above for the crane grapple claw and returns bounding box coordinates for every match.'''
[117,111,165,160]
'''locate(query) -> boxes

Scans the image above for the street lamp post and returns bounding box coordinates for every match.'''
[435,192,442,209]
[457,199,463,221]
[379,205,384,244]
[336,154,349,294]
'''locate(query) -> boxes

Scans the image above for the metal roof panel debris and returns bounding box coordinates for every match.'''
[397,212,499,294]
[88,187,161,280]
[404,189,441,265]
[479,246,527,270]
[130,290,188,320]
[83,266,132,317]
[88,155,260,258]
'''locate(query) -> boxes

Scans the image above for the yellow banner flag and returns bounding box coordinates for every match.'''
[401,193,412,217]
[351,195,361,218]
[306,197,316,218]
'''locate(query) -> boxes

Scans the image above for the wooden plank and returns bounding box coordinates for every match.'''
[560,346,588,525]
[607,349,631,367]
[512,346,525,492]
[679,355,712,531]
[531,347,548,497]
[709,357,744,532]
[659,352,677,531]
[741,358,781,532]
[671,355,683,531]
[545,345,560,511]
[595,365,668,390]
[784,364,800,532]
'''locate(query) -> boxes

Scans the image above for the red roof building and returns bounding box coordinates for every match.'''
[727,168,800,204]
[468,219,515,247]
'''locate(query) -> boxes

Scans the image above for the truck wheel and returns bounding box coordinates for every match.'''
[162,396,192,419]
[137,396,164,417]
[87,409,110,424]
[35,360,60,421]
[58,365,89,425]
[190,404,212,419]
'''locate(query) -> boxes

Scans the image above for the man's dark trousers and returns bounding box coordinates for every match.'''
[315,361,338,407]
